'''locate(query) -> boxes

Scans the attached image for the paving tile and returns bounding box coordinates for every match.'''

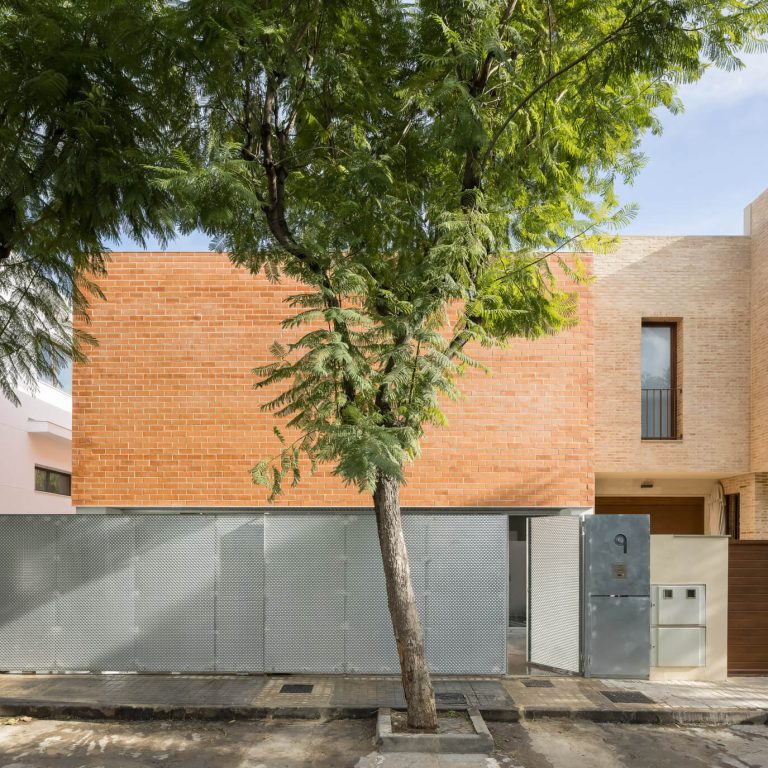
[1,673,768,719]
[330,677,406,708]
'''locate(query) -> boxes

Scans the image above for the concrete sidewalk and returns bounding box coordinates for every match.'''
[0,673,767,725]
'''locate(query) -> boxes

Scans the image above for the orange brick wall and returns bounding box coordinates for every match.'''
[73,252,594,508]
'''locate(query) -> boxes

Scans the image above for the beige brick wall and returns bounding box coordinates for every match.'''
[758,473,768,535]
[721,472,768,539]
[721,474,755,537]
[595,236,752,476]
[749,189,768,473]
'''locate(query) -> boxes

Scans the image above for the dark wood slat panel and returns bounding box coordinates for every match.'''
[728,666,765,677]
[595,497,705,535]
[728,540,768,675]
[730,617,768,622]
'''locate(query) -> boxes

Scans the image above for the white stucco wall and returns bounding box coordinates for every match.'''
[0,383,73,514]
[650,535,728,681]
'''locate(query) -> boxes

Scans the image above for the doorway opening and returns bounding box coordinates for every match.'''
[507,515,557,677]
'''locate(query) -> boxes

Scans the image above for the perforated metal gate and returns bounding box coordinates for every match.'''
[528,516,582,673]
[0,513,506,675]
[265,514,507,674]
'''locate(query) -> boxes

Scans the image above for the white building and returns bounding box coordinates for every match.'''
[0,365,73,514]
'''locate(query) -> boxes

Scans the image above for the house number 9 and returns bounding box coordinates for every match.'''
[614,533,627,554]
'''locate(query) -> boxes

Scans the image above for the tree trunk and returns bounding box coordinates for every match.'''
[373,471,438,731]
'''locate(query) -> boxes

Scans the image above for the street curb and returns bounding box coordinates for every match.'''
[0,699,271,722]
[0,699,766,726]
[519,706,768,726]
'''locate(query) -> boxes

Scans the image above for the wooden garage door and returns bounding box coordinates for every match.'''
[729,541,768,675]
[595,497,705,535]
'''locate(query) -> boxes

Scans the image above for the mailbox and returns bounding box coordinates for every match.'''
[651,584,706,667]
[653,585,705,626]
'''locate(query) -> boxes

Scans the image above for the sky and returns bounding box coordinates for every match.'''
[114,53,768,252]
[616,52,768,235]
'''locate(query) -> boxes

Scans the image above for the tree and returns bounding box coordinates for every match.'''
[6,0,761,728]
[167,0,765,729]
[0,0,195,403]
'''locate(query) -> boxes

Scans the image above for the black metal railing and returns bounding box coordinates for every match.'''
[641,388,679,439]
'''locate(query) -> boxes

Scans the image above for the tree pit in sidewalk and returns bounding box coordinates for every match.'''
[391,709,473,735]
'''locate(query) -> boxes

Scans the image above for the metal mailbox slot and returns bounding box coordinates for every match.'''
[651,584,706,667]
[654,585,705,626]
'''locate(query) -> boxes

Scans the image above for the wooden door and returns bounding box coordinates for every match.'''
[729,541,768,675]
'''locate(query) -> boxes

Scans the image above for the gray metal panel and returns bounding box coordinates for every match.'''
[264,515,345,672]
[584,515,650,596]
[0,516,57,670]
[584,596,651,678]
[215,516,264,672]
[345,515,427,673]
[133,516,216,672]
[55,516,134,671]
[0,511,509,675]
[425,515,507,674]
[528,516,582,673]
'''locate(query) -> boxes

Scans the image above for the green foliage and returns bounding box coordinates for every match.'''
[160,0,767,497]
[0,253,93,404]
[0,0,196,402]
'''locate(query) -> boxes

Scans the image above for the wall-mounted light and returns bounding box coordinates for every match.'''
[640,479,654,489]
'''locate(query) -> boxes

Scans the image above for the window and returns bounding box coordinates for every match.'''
[725,493,740,540]
[641,321,679,439]
[34,466,71,496]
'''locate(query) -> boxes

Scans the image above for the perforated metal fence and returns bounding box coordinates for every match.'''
[0,515,263,672]
[0,513,507,675]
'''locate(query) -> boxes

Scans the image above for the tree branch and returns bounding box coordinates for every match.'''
[479,1,662,169]
[256,76,358,403]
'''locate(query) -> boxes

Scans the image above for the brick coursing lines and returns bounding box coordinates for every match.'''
[73,252,595,508]
[717,192,768,538]
[750,190,768,477]
[593,236,752,477]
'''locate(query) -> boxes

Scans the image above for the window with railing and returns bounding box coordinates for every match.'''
[641,321,679,439]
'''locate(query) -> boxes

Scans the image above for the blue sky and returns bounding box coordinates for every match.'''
[115,53,768,251]
[617,53,768,235]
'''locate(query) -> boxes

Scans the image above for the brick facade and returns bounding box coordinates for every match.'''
[73,252,594,509]
[594,203,768,539]
[721,473,768,539]
[716,191,768,538]
[594,235,752,476]
[72,192,768,533]
[749,189,768,474]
